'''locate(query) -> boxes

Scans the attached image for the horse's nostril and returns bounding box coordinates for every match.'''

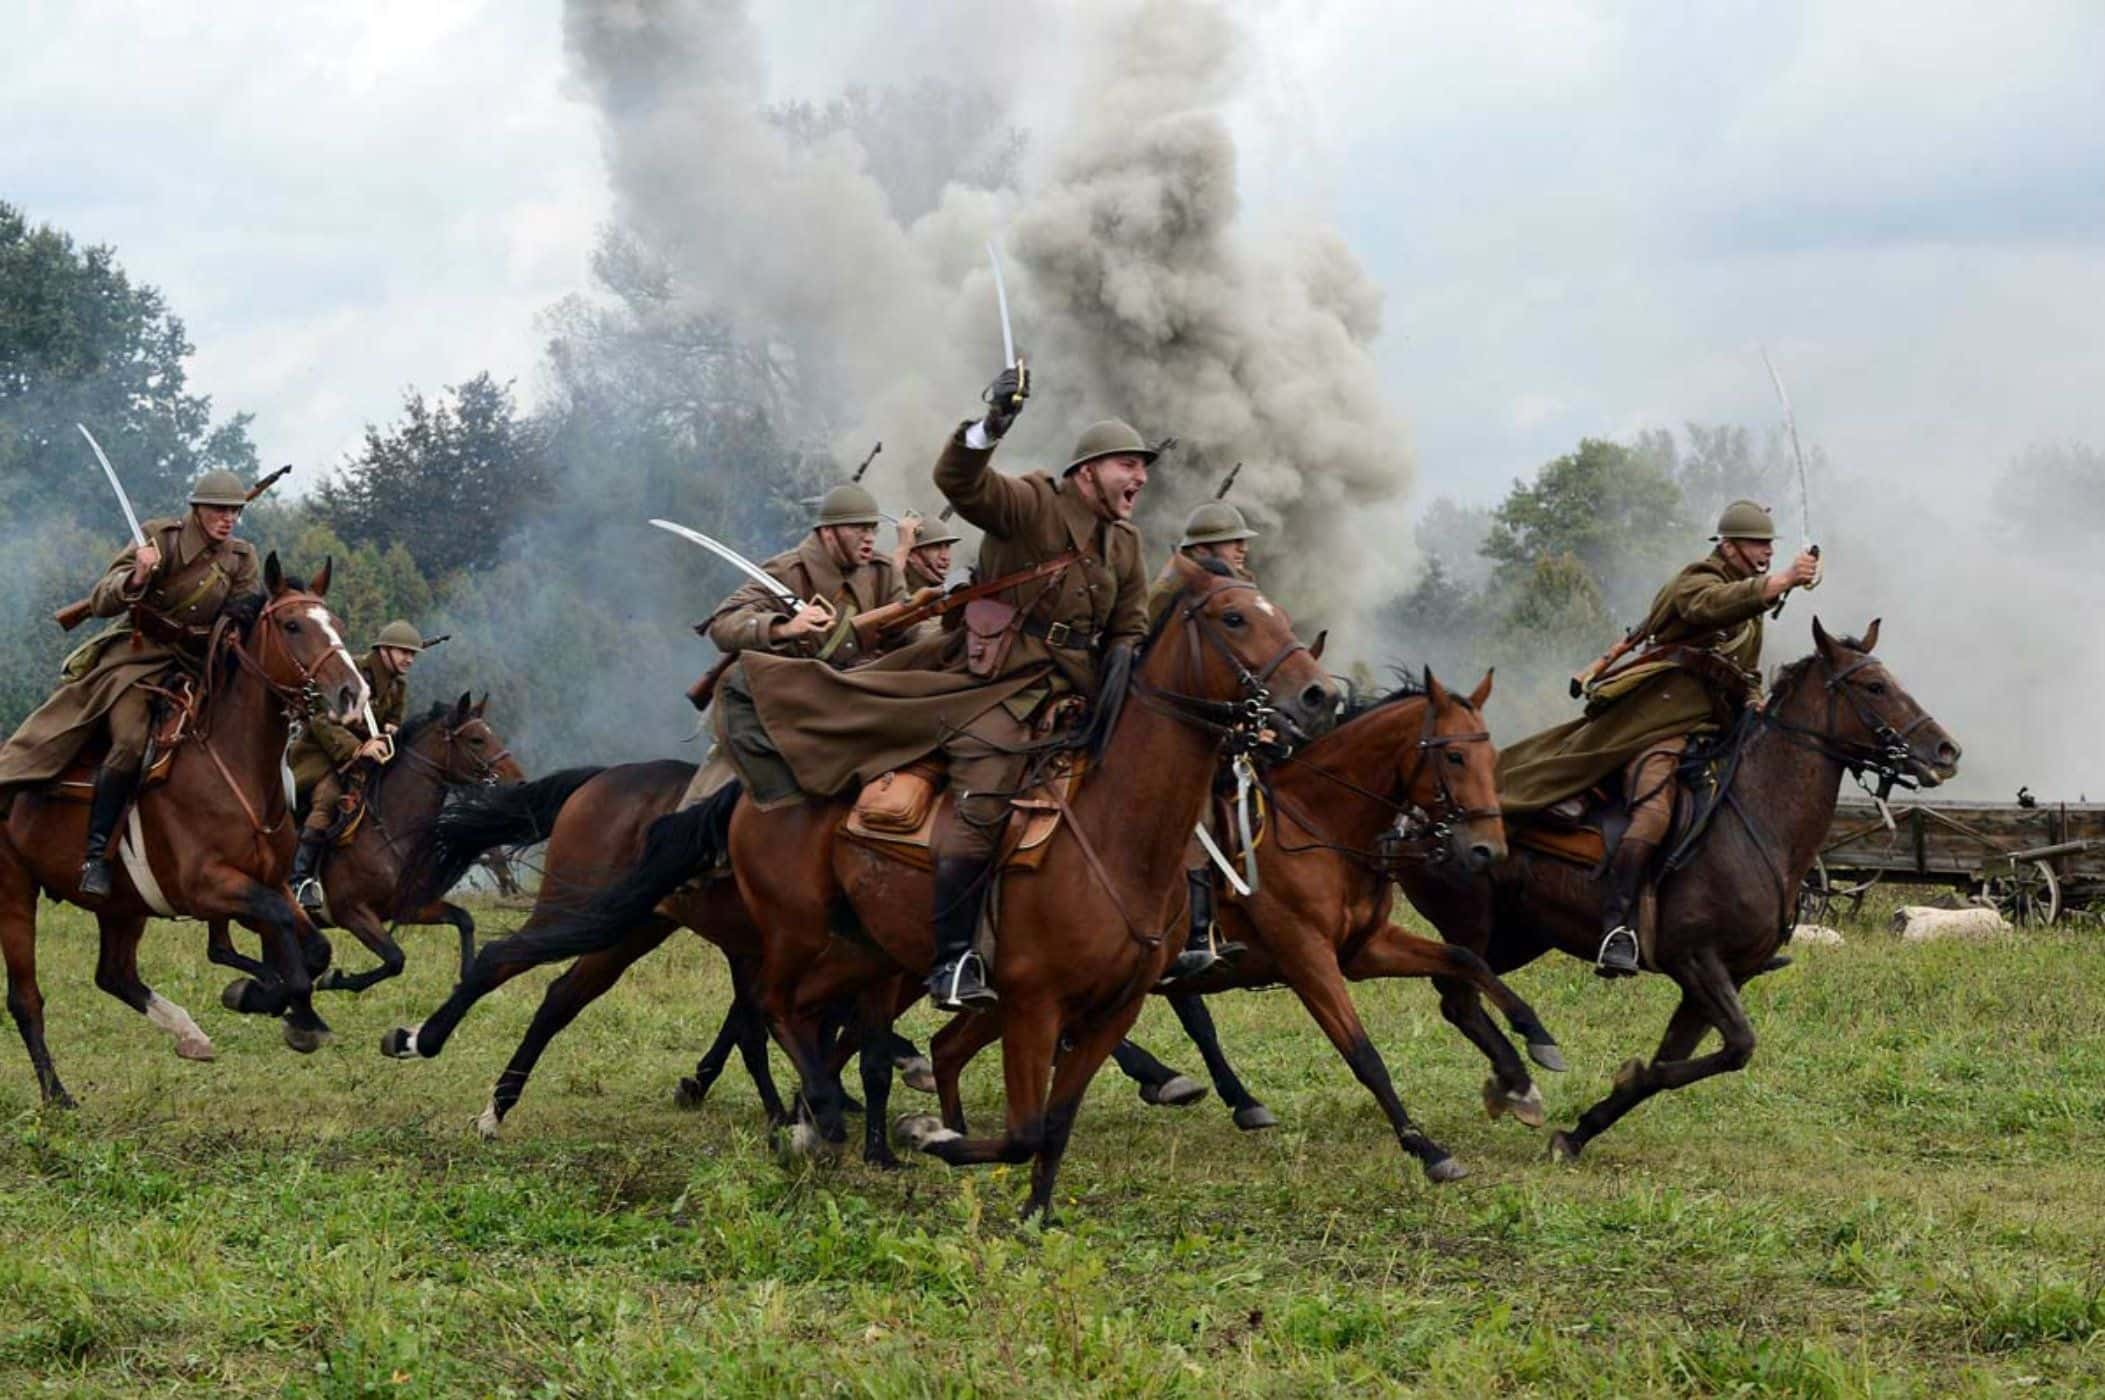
[1300,684,1328,710]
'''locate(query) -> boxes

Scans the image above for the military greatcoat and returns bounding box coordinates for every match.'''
[1496,551,1770,813]
[0,515,259,790]
[728,422,1148,800]
[706,534,909,668]
[288,650,406,796]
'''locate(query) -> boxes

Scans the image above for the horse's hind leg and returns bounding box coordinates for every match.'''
[444,902,476,981]
[856,987,904,1169]
[478,919,676,1139]
[1550,955,1747,1162]
[94,910,215,1062]
[1167,993,1274,1127]
[205,919,270,980]
[674,995,757,1113]
[925,1005,1002,1135]
[0,856,70,1106]
[314,907,407,995]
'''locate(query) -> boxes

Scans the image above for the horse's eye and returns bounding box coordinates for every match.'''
[468,735,485,747]
[1222,611,1246,628]
[1446,751,1464,766]
[283,619,300,633]
[1867,682,1887,696]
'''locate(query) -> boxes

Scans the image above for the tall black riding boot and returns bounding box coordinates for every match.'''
[291,829,329,914]
[1595,837,1657,979]
[78,764,136,899]
[1161,868,1244,985]
[926,856,998,1013]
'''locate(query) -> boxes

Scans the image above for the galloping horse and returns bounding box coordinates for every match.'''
[1406,619,1959,1158]
[957,668,1571,1169]
[207,693,524,1007]
[0,556,368,1103]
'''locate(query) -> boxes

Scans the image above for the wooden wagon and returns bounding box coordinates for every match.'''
[1804,796,2105,926]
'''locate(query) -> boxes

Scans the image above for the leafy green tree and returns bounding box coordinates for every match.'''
[0,201,256,523]
[1481,437,1690,619]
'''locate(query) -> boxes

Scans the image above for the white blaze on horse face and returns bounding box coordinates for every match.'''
[306,605,368,715]
[1253,597,1276,617]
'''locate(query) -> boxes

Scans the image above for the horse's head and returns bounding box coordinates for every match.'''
[409,692,526,788]
[1412,667,1506,872]
[1783,618,1961,787]
[253,553,368,723]
[1153,554,1339,742]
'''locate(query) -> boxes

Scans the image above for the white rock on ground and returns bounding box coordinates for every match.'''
[1791,924,1846,945]
[1891,905,2012,942]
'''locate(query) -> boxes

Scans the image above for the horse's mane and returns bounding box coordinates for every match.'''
[1767,636,1869,706]
[1338,666,1436,723]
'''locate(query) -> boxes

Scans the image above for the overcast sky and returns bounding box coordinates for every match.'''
[8,0,2103,508]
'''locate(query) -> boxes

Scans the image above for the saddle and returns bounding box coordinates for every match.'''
[1507,738,1735,871]
[840,754,1088,874]
[47,676,201,802]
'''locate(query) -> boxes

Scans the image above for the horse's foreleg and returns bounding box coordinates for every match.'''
[314,906,406,995]
[1021,999,1150,1221]
[0,858,70,1106]
[444,903,476,981]
[768,1013,851,1155]
[1346,926,1565,1073]
[927,1004,1002,1135]
[478,920,676,1139]
[905,999,1053,1173]
[675,994,758,1114]
[1551,957,1747,1162]
[857,986,904,1169]
[241,886,329,1053]
[1277,938,1462,1182]
[94,910,216,1063]
[1166,993,1273,1127]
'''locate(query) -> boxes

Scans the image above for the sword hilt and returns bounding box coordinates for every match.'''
[1012,354,1029,403]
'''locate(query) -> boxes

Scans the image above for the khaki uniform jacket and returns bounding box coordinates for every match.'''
[705,535,909,669]
[732,423,1149,799]
[289,651,406,795]
[0,515,259,789]
[1497,551,1770,813]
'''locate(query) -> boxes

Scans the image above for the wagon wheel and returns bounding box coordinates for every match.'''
[1800,857,1880,926]
[1986,859,2061,927]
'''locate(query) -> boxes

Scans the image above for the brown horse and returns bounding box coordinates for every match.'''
[956,668,1569,1171]
[0,556,369,1104]
[1404,619,1959,1159]
[205,693,525,1007]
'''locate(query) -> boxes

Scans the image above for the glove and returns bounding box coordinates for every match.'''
[979,366,1028,439]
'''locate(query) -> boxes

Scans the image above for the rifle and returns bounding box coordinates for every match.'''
[852,442,881,481]
[1215,461,1242,500]
[1569,624,1643,700]
[53,464,295,632]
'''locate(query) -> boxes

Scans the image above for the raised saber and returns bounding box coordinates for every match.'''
[77,424,147,549]
[1757,347,1821,616]
[985,239,1029,403]
[647,518,830,615]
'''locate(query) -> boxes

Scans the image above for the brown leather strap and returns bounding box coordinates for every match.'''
[1045,775,1165,949]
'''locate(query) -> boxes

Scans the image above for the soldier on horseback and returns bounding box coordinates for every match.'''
[1496,500,1821,976]
[0,469,261,897]
[893,512,963,592]
[1150,500,1264,983]
[288,619,425,912]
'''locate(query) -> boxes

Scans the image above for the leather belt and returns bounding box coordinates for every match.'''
[1022,615,1101,650]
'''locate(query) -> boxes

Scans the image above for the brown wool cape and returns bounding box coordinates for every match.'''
[1496,551,1771,814]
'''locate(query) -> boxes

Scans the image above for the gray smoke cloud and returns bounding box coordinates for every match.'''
[562,0,1413,628]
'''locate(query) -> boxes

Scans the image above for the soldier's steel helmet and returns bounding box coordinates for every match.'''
[815,483,883,528]
[373,620,426,652]
[1712,499,1777,542]
[910,517,963,549]
[1179,501,1259,549]
[1063,419,1157,476]
[188,469,248,507]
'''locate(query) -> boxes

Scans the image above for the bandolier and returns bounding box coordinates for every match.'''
[288,620,422,910]
[1497,499,1820,975]
[0,470,260,895]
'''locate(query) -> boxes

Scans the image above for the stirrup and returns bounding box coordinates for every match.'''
[1159,925,1244,986]
[927,951,997,1014]
[1595,926,1640,979]
[294,876,324,913]
[78,857,114,899]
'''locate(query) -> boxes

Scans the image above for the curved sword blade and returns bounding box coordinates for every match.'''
[77,423,147,548]
[985,240,1016,368]
[648,518,798,603]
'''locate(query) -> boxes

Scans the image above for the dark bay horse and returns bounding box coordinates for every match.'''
[954,668,1568,1171]
[207,693,524,1007]
[0,556,368,1103]
[1406,619,1959,1159]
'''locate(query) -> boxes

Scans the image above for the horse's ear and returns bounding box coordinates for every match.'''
[1423,665,1451,708]
[1469,667,1495,709]
[310,556,333,598]
[264,551,284,595]
[1168,552,1208,589]
[1308,629,1327,661]
[453,691,474,724]
[473,691,489,717]
[1811,615,1838,662]
[1860,617,1881,653]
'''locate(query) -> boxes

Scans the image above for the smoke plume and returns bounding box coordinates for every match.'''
[562,0,1413,628]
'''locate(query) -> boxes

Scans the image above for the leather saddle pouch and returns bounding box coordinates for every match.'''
[855,763,943,834]
[962,598,1020,679]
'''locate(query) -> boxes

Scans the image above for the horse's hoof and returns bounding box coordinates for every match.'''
[474,1102,502,1141]
[1548,1130,1582,1164]
[282,1023,329,1055]
[865,1150,906,1172]
[783,1120,831,1158]
[46,1091,79,1112]
[220,978,259,1012]
[1233,1104,1278,1131]
[1424,1155,1468,1184]
[672,1076,708,1110]
[897,1055,938,1095]
[379,1026,419,1060]
[1483,1078,1546,1129]
[1140,1074,1208,1108]
[893,1112,960,1152]
[175,1036,217,1063]
[1528,1041,1568,1074]
[1612,1057,1645,1093]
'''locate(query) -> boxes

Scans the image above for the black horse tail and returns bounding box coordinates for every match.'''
[401,765,604,907]
[465,780,741,975]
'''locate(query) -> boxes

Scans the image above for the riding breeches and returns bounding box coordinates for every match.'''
[1622,736,1687,848]
[302,770,349,836]
[930,705,1035,865]
[101,686,155,774]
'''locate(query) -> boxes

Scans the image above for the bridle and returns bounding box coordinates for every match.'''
[1763,651,1936,801]
[397,718,514,789]
[1131,579,1315,750]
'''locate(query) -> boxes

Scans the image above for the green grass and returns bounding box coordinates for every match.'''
[3,889,2103,1396]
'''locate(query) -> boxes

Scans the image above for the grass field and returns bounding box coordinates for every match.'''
[3,892,2103,1396]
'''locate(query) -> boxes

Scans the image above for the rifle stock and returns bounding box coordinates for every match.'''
[54,598,95,631]
[686,653,737,712]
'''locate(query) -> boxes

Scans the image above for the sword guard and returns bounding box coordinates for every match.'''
[1013,355,1029,403]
